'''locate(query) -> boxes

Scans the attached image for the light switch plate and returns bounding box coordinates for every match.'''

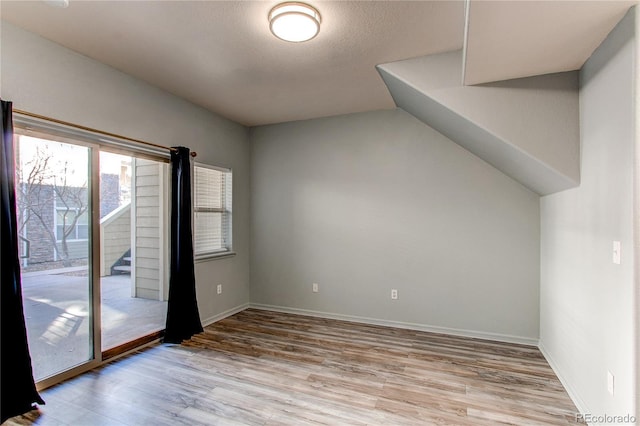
[613,241,621,265]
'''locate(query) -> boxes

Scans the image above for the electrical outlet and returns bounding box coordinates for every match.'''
[607,371,615,395]
[217,284,222,295]
[391,289,398,300]
[312,283,319,293]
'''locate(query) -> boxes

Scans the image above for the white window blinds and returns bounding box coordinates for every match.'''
[193,164,232,257]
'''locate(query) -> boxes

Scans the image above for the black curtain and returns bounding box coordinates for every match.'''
[164,146,203,343]
[1,100,45,423]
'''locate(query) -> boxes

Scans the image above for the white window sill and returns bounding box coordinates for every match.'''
[195,251,236,263]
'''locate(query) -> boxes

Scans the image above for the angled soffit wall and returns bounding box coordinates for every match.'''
[377,50,580,196]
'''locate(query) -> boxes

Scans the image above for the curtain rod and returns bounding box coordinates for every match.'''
[13,108,197,158]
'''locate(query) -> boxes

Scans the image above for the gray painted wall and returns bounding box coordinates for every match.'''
[540,7,637,418]
[250,109,540,342]
[1,22,251,323]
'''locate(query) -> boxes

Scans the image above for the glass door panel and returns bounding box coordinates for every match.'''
[15,134,93,381]
[99,153,168,351]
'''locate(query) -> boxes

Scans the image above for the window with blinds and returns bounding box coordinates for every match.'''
[193,164,232,258]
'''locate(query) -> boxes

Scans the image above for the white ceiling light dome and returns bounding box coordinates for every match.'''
[43,0,69,8]
[269,2,321,43]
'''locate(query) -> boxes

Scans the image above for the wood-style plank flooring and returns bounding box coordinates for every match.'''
[7,309,580,425]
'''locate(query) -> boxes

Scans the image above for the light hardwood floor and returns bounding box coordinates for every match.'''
[7,309,580,425]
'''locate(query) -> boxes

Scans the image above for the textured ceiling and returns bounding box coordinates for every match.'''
[464,0,635,85]
[0,1,636,126]
[0,1,464,126]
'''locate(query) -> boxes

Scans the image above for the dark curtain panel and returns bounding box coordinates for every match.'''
[1,100,45,423]
[164,146,203,343]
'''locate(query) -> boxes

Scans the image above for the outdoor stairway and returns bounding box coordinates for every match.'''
[111,250,131,276]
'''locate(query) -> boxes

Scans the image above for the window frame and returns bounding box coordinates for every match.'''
[192,162,233,261]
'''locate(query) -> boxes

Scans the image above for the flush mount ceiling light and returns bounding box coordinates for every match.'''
[43,0,69,8]
[269,2,321,43]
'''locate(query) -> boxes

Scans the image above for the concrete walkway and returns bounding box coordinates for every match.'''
[22,268,167,381]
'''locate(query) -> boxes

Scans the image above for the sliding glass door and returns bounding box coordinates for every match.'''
[15,134,94,382]
[14,126,169,385]
[99,152,168,352]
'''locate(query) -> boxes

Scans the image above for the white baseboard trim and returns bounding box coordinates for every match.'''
[202,303,250,327]
[538,341,589,418]
[249,303,539,346]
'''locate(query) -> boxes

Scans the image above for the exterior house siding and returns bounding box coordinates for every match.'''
[133,159,166,300]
